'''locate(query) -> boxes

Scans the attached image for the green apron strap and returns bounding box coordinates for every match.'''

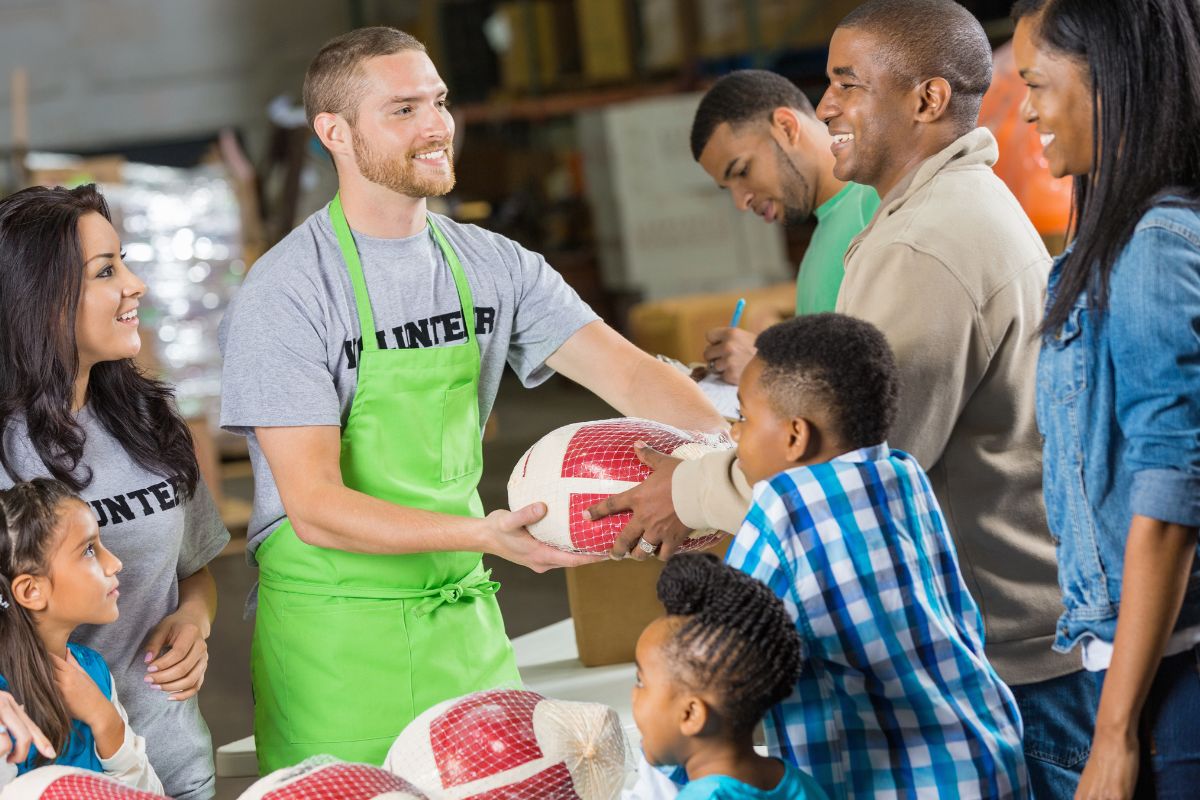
[331,196,478,358]
[427,215,480,358]
[329,194,378,352]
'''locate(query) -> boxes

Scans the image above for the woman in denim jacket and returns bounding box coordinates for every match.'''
[1012,1,1200,797]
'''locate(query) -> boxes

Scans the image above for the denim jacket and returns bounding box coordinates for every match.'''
[1036,202,1200,653]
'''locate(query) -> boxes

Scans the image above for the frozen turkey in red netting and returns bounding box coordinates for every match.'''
[382,689,630,799]
[507,418,734,553]
[0,766,165,799]
[236,756,428,800]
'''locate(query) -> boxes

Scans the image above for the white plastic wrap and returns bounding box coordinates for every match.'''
[383,689,630,799]
[237,756,427,800]
[0,765,164,799]
[508,418,732,553]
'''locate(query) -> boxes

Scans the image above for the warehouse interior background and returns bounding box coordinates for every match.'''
[0,2,1068,796]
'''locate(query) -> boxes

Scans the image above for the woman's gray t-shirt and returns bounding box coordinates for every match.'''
[1,408,230,800]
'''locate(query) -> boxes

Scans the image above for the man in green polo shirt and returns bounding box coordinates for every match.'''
[692,69,879,385]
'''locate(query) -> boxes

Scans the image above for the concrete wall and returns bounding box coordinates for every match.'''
[0,0,353,152]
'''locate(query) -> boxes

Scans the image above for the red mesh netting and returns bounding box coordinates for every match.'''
[240,757,427,800]
[383,689,630,799]
[508,418,733,554]
[3,768,164,799]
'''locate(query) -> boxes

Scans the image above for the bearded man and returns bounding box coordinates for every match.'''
[218,27,726,772]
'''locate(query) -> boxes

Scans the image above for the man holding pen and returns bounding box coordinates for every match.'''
[692,70,879,386]
[704,297,745,375]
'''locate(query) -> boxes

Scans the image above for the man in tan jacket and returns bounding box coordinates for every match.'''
[589,2,1094,797]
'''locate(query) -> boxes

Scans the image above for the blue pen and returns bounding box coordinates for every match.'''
[729,297,746,329]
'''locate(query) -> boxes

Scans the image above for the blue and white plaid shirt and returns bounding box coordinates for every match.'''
[725,444,1028,799]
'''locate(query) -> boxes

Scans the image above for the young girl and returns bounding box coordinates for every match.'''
[632,553,827,800]
[0,479,162,793]
[0,184,228,800]
[1013,1,1200,797]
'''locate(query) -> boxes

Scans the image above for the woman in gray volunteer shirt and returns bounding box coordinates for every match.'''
[0,184,229,800]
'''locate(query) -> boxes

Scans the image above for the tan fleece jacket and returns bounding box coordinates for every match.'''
[673,129,1075,686]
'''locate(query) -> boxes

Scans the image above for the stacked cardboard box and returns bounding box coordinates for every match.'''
[568,537,733,667]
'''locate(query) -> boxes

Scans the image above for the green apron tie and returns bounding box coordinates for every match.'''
[411,570,501,618]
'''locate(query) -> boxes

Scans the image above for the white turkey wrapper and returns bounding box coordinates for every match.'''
[507,418,733,553]
[0,766,163,799]
[236,756,428,800]
[383,689,630,800]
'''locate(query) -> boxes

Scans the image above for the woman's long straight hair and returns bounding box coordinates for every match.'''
[0,480,83,761]
[1012,0,1200,332]
[0,184,198,497]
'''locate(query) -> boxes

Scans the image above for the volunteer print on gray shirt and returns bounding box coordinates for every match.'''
[218,207,599,555]
[0,408,230,800]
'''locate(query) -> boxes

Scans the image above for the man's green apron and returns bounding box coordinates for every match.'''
[250,196,520,772]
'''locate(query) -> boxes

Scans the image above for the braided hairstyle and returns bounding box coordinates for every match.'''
[656,553,802,737]
[0,479,81,761]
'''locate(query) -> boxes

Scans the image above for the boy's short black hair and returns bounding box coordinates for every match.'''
[754,313,899,450]
[690,70,815,161]
[656,552,803,738]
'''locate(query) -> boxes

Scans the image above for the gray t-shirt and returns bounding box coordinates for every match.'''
[218,206,598,553]
[0,409,230,800]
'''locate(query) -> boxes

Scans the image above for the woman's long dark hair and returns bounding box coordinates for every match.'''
[1012,0,1200,332]
[0,479,83,761]
[0,185,198,497]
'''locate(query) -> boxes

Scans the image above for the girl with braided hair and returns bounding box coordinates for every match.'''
[0,479,161,792]
[632,552,827,799]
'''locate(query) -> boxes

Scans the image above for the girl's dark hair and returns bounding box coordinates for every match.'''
[1011,0,1200,332]
[656,553,803,738]
[0,185,198,497]
[0,479,84,761]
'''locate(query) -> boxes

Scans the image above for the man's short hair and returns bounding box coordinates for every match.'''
[303,27,426,129]
[837,0,992,131]
[690,70,815,160]
[754,313,899,450]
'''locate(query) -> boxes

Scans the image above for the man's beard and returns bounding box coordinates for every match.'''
[352,128,456,198]
[772,140,813,228]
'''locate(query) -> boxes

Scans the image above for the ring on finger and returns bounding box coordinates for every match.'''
[638,538,659,555]
[708,359,717,372]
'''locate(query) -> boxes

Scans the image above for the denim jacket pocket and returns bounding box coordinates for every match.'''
[1041,302,1089,404]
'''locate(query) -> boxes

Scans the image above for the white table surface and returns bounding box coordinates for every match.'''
[215,618,639,779]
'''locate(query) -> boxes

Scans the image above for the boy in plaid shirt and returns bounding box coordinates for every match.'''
[725,313,1027,799]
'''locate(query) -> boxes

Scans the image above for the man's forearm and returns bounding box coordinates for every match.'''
[547,320,728,434]
[671,449,753,533]
[619,355,728,434]
[284,480,486,555]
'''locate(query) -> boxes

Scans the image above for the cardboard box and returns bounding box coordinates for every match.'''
[568,537,732,667]
[628,282,796,364]
[578,93,791,300]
